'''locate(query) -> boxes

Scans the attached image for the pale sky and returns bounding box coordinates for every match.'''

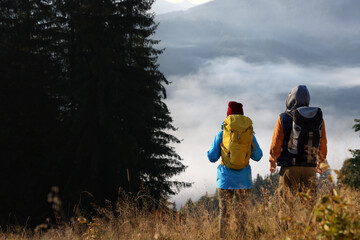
[152,0,212,15]
[165,0,211,4]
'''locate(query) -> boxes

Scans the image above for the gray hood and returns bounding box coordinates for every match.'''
[285,85,310,113]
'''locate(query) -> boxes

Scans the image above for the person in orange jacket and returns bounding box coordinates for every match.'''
[269,85,327,201]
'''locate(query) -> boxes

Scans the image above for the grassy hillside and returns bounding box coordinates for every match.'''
[1,179,360,240]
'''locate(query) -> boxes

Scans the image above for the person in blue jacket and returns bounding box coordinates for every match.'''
[207,101,263,239]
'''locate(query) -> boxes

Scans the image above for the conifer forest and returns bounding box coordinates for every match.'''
[0,0,189,227]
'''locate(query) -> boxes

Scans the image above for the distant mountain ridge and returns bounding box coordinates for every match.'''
[155,0,360,75]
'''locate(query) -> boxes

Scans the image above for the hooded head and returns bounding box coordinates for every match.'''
[285,85,310,112]
[227,101,244,116]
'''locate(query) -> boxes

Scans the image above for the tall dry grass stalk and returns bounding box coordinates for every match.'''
[1,184,360,240]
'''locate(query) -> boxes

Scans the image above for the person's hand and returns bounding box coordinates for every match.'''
[316,162,329,174]
[316,166,324,174]
[270,161,276,173]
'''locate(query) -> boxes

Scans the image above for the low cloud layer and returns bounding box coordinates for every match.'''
[165,57,360,206]
[153,0,360,206]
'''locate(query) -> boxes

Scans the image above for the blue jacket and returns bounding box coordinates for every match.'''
[207,123,263,189]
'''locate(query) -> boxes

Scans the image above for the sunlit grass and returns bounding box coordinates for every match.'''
[1,183,360,239]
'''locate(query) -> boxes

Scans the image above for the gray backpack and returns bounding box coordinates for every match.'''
[288,106,323,163]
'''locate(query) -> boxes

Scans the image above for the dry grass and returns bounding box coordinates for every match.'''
[1,186,360,240]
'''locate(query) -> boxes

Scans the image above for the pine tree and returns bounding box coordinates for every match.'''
[56,0,189,211]
[0,0,62,226]
[251,172,279,201]
[119,0,190,203]
[0,0,189,225]
[339,119,360,189]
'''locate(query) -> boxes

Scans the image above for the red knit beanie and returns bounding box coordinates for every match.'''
[227,101,244,116]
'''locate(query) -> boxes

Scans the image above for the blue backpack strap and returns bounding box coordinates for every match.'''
[277,112,293,166]
[280,112,293,143]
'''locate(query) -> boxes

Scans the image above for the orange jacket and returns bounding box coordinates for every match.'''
[269,117,327,164]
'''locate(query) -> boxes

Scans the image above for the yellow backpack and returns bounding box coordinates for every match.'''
[220,115,254,170]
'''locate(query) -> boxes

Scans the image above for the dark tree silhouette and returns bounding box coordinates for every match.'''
[251,172,279,202]
[0,0,189,227]
[0,0,63,226]
[339,119,360,189]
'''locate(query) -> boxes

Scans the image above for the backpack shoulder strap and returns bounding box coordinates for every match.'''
[251,141,256,151]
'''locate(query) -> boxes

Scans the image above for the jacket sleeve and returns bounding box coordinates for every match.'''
[269,116,284,163]
[207,130,223,162]
[319,120,327,163]
[251,135,263,161]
